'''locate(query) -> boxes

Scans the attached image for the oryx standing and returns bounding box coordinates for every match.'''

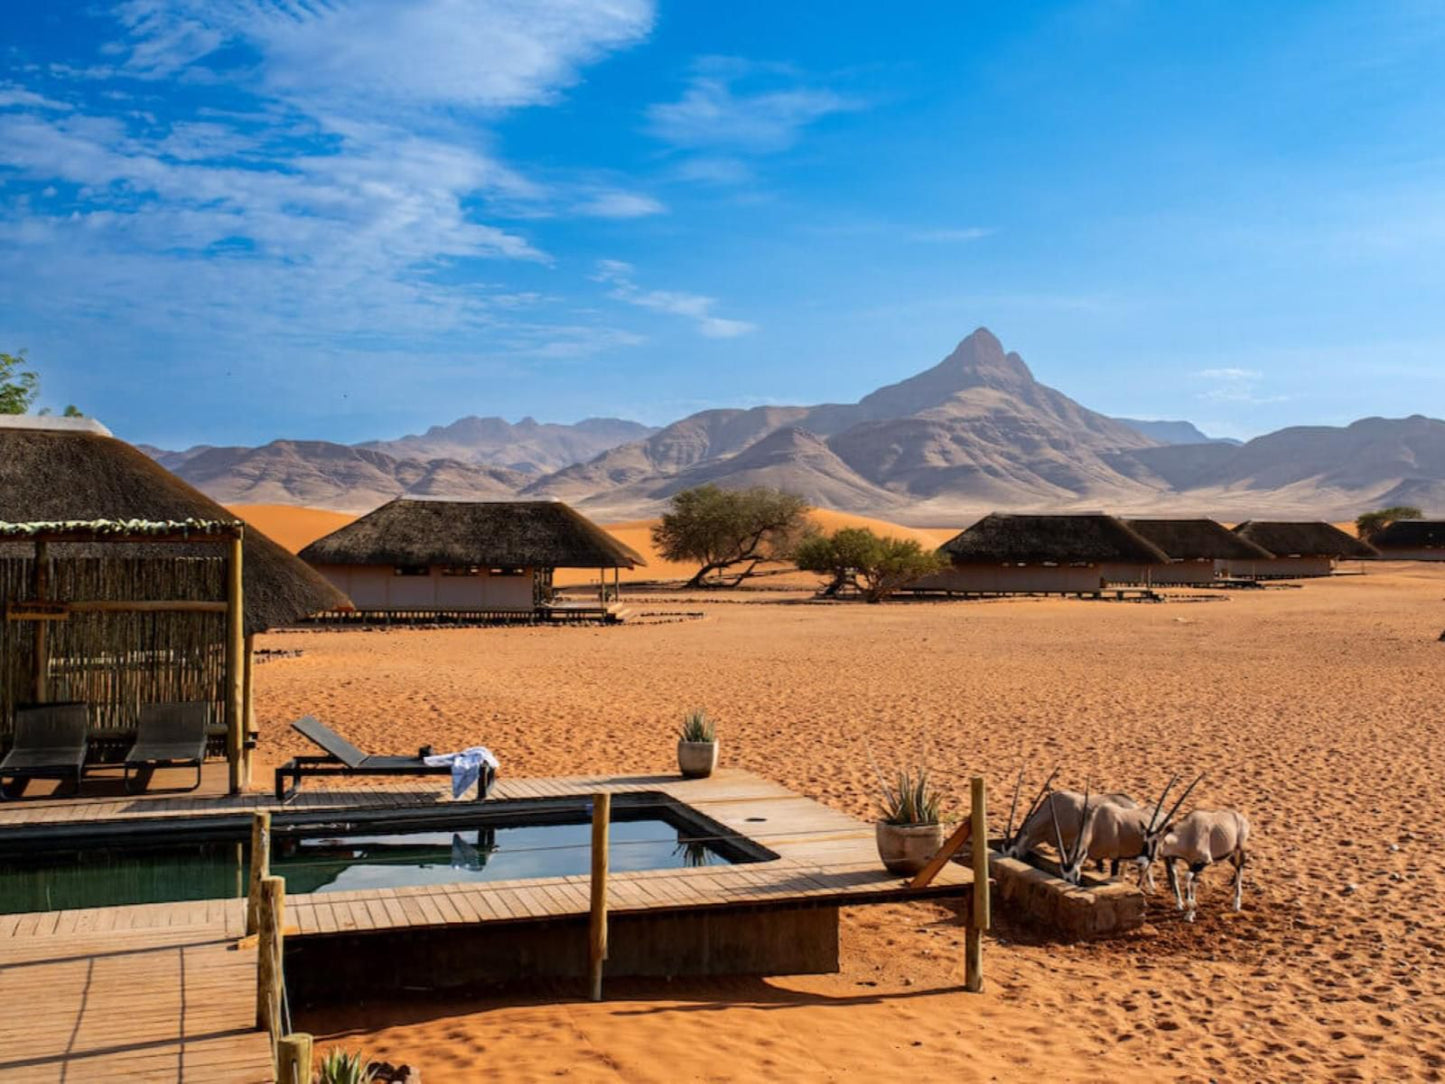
[1059,773,1205,890]
[1160,808,1251,922]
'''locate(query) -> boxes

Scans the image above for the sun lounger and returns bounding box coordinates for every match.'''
[0,703,88,799]
[275,715,497,802]
[124,701,210,793]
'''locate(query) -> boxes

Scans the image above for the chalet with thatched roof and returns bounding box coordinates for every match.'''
[1367,520,1445,561]
[1119,518,1274,585]
[0,416,348,791]
[909,513,1170,595]
[298,497,645,615]
[1224,521,1379,579]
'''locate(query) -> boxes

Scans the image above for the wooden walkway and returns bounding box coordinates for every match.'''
[0,901,270,1083]
[0,769,973,1082]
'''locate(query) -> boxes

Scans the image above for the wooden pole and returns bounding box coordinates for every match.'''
[965,775,989,993]
[242,632,256,788]
[247,811,271,936]
[32,539,48,702]
[255,875,285,1033]
[226,531,245,795]
[276,1033,312,1084]
[588,791,611,1001]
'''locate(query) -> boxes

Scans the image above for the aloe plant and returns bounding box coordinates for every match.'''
[879,768,944,826]
[678,709,716,743]
[316,1048,376,1084]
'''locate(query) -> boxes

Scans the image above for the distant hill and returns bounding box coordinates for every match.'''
[1113,418,1239,446]
[357,415,655,475]
[136,329,1445,520]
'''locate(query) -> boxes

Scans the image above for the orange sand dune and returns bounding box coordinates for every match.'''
[251,563,1445,1081]
[228,503,356,553]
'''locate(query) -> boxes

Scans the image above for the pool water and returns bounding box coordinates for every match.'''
[0,802,755,914]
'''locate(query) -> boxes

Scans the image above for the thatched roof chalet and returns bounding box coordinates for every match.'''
[0,416,348,633]
[1232,521,1378,559]
[299,497,646,570]
[939,513,1171,566]
[1124,518,1273,561]
[1369,520,1445,552]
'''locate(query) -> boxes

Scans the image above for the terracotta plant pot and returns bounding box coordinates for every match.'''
[677,740,719,779]
[875,821,946,875]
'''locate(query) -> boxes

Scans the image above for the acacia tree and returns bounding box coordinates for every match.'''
[1356,506,1423,541]
[795,527,946,602]
[653,484,812,588]
[0,350,80,416]
[0,351,39,415]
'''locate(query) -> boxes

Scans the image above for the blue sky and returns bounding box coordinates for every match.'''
[2,1,1443,448]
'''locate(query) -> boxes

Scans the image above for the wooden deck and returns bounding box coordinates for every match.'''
[0,901,270,1083]
[0,769,973,1081]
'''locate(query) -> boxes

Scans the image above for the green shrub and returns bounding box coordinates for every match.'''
[678,709,716,743]
[316,1048,376,1084]
[879,769,944,826]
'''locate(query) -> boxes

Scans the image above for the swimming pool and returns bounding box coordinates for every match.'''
[0,793,774,914]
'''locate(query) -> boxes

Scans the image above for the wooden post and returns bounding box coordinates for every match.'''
[588,791,611,1001]
[276,1033,312,1084]
[965,775,989,993]
[242,632,256,787]
[247,811,271,936]
[226,530,245,795]
[255,875,285,1033]
[32,539,48,702]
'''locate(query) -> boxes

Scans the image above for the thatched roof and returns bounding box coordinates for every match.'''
[1124,518,1274,561]
[0,424,349,633]
[1369,520,1445,551]
[299,497,646,569]
[1232,521,1379,559]
[938,513,1171,565]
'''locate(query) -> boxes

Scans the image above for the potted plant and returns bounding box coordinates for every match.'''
[677,709,719,778]
[876,768,947,875]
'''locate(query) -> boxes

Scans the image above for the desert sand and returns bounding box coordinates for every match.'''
[241,522,1445,1082]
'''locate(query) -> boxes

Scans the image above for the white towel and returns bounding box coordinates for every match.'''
[423,746,499,799]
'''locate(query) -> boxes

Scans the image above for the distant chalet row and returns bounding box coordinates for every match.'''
[909,514,1381,595]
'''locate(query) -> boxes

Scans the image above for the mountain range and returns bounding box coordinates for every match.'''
[136,328,1445,521]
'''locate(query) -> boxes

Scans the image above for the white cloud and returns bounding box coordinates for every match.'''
[573,190,667,218]
[0,84,74,111]
[0,0,663,383]
[646,56,856,156]
[909,227,994,243]
[111,0,654,111]
[1192,368,1291,405]
[593,259,756,338]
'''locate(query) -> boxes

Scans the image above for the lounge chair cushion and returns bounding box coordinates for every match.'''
[291,715,368,767]
[1,704,88,774]
[125,702,209,766]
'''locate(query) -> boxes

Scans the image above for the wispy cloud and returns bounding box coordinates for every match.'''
[646,56,858,176]
[572,190,667,219]
[908,227,994,243]
[0,0,662,387]
[1192,368,1292,405]
[593,259,756,338]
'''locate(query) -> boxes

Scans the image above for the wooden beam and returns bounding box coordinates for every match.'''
[908,815,971,889]
[242,631,256,788]
[226,530,245,795]
[965,775,989,993]
[32,539,48,701]
[255,875,285,1034]
[247,811,271,936]
[588,791,611,1001]
[276,1033,312,1084]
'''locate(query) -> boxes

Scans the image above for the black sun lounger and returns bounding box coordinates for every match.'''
[0,703,88,799]
[275,715,496,802]
[124,702,210,793]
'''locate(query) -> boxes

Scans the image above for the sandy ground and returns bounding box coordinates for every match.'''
[245,559,1445,1083]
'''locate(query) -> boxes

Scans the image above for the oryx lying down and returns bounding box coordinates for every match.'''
[1061,773,1205,890]
[1160,809,1250,922]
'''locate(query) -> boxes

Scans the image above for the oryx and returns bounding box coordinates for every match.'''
[1000,766,1137,867]
[1060,772,1205,890]
[1159,808,1251,922]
